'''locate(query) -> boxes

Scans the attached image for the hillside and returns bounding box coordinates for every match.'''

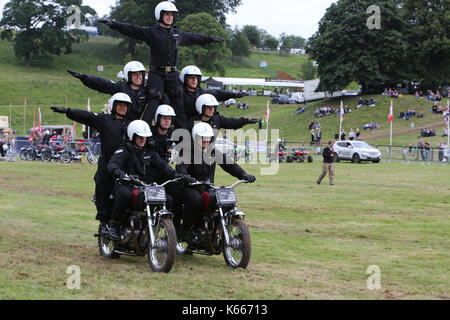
[0,36,448,146]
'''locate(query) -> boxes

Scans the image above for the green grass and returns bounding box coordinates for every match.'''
[0,160,448,299]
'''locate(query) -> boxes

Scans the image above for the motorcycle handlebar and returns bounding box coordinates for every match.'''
[119,175,181,187]
[188,179,248,189]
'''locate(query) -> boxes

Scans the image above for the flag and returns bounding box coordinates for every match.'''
[38,107,42,133]
[24,97,27,105]
[266,101,270,122]
[87,97,91,112]
[33,111,36,136]
[388,101,393,123]
[340,101,344,122]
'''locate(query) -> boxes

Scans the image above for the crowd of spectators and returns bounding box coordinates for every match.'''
[362,121,379,130]
[418,126,436,138]
[356,97,376,109]
[236,101,249,110]
[431,103,446,114]
[382,88,399,98]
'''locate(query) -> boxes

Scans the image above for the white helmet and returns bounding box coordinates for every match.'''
[195,94,219,115]
[154,104,176,124]
[2,144,7,152]
[109,92,132,115]
[123,61,146,83]
[127,120,152,141]
[155,1,178,21]
[180,65,202,84]
[191,122,214,141]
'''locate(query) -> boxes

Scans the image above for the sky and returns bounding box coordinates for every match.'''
[0,0,337,39]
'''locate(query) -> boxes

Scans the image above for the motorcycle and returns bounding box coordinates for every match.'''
[41,145,65,162]
[25,145,45,161]
[176,180,252,269]
[60,145,98,164]
[5,141,16,157]
[286,148,313,163]
[95,175,180,273]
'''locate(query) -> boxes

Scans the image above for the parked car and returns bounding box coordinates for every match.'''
[333,141,381,163]
[271,94,299,105]
[214,138,246,159]
[224,99,236,106]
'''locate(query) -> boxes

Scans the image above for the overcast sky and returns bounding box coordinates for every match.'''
[0,0,337,39]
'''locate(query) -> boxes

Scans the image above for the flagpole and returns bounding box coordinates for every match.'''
[9,103,12,130]
[340,101,342,141]
[447,100,449,149]
[266,101,269,147]
[23,98,27,136]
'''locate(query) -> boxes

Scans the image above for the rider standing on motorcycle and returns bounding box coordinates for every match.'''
[67,61,164,121]
[179,65,248,120]
[176,122,256,241]
[188,94,259,132]
[98,1,224,129]
[107,120,194,240]
[51,93,132,223]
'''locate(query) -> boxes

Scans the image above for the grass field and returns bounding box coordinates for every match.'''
[0,160,448,300]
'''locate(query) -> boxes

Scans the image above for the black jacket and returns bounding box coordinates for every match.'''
[176,146,246,184]
[79,74,148,121]
[322,146,335,163]
[108,143,176,184]
[65,109,129,161]
[108,21,216,67]
[149,126,174,162]
[183,86,239,120]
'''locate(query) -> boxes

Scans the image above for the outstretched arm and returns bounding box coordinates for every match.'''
[98,19,149,42]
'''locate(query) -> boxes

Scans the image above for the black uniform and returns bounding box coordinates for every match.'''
[107,143,178,223]
[104,20,220,128]
[183,87,243,120]
[176,146,249,229]
[64,108,129,221]
[76,74,149,121]
[149,125,174,162]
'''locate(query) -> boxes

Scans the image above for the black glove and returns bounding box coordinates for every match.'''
[242,174,256,183]
[67,69,85,80]
[97,19,113,27]
[51,106,68,114]
[234,92,248,98]
[245,118,259,125]
[114,169,126,180]
[211,36,224,43]
[148,88,164,100]
[175,173,196,184]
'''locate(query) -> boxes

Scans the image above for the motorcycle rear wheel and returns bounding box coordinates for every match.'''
[98,224,120,259]
[148,217,176,273]
[19,149,27,160]
[223,217,251,269]
[26,150,36,161]
[86,152,98,164]
[41,150,51,162]
[60,151,72,163]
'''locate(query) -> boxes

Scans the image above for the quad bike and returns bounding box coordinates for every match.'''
[176,180,252,269]
[286,148,313,163]
[95,175,180,273]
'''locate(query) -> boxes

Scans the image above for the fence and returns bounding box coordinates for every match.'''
[11,137,102,156]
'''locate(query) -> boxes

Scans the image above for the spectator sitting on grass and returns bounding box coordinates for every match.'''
[398,110,405,119]
[443,128,448,137]
[417,110,424,118]
[369,97,375,107]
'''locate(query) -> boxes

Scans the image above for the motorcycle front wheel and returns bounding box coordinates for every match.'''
[26,150,36,161]
[223,217,251,269]
[148,217,176,273]
[41,150,51,162]
[98,224,120,259]
[19,149,27,160]
[86,152,98,164]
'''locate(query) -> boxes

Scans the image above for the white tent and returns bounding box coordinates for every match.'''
[201,76,304,88]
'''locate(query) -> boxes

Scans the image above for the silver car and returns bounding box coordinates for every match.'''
[333,141,381,163]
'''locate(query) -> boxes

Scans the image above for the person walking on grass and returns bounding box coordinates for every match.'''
[317,139,335,185]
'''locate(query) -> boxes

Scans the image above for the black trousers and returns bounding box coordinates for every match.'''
[111,183,173,223]
[182,188,217,229]
[143,71,187,129]
[94,157,114,221]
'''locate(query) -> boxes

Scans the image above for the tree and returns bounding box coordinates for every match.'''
[279,33,293,55]
[0,0,95,67]
[287,35,306,48]
[109,0,242,55]
[307,0,410,93]
[177,13,230,76]
[401,0,450,88]
[242,25,262,48]
[263,35,279,50]
[227,27,251,59]
[300,59,318,80]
